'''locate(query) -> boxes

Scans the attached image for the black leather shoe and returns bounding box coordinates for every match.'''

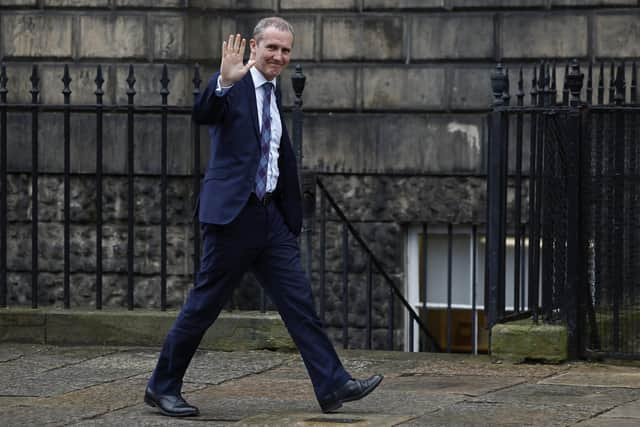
[319,375,383,413]
[144,387,199,417]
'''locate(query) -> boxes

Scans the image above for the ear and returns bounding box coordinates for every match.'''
[249,38,257,53]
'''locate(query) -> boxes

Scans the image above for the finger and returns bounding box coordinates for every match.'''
[221,40,227,57]
[239,38,246,56]
[249,49,256,62]
[233,33,241,52]
[244,59,256,71]
[227,34,234,53]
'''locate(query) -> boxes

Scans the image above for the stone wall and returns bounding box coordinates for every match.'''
[1,0,639,349]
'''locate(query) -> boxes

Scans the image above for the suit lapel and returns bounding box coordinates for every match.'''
[245,73,261,140]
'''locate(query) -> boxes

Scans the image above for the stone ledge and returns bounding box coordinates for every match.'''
[491,318,567,363]
[0,308,296,351]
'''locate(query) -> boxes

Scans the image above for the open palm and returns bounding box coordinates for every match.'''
[220,34,256,87]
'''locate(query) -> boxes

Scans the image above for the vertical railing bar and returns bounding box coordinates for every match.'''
[95,65,104,310]
[514,66,524,313]
[472,224,478,355]
[342,222,349,349]
[319,190,326,323]
[421,222,428,338]
[408,316,414,352]
[30,65,39,309]
[0,63,7,308]
[160,65,170,311]
[192,65,202,289]
[126,65,136,310]
[366,255,373,350]
[447,223,453,353]
[528,66,539,316]
[387,285,394,350]
[62,65,72,309]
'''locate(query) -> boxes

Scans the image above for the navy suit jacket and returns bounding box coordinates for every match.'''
[192,71,302,236]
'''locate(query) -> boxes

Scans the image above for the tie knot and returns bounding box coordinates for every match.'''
[263,82,273,94]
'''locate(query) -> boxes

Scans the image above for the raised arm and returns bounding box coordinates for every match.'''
[192,34,256,125]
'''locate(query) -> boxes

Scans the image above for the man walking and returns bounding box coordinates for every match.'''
[144,16,383,417]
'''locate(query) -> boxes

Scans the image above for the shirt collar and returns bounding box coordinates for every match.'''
[250,67,277,90]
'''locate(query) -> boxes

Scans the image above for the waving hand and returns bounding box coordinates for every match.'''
[219,34,256,87]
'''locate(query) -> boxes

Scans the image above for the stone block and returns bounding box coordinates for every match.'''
[322,17,404,61]
[201,312,295,351]
[79,15,147,59]
[501,14,588,59]
[189,0,275,10]
[364,0,445,8]
[451,67,493,110]
[411,15,494,60]
[286,16,316,61]
[114,0,185,6]
[152,16,185,60]
[1,14,72,58]
[187,15,227,61]
[302,113,485,174]
[362,67,446,110]
[281,0,357,9]
[280,65,356,110]
[449,0,545,7]
[491,318,568,363]
[43,0,109,6]
[595,15,640,58]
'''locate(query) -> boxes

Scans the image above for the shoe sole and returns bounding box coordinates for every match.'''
[144,395,200,418]
[321,375,383,413]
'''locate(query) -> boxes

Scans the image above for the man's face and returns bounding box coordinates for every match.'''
[250,26,293,81]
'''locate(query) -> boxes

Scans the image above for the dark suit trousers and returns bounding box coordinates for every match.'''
[148,197,351,401]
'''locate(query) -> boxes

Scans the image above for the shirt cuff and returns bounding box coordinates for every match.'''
[215,76,233,96]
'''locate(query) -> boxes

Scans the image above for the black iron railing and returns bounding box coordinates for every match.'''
[487,59,640,359]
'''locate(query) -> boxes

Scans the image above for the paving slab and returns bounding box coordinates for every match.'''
[540,364,640,388]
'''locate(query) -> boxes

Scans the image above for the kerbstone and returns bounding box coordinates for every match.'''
[411,15,494,60]
[152,16,185,60]
[322,17,404,60]
[362,67,446,110]
[281,0,357,8]
[364,0,445,8]
[1,14,72,58]
[552,0,637,5]
[595,15,640,58]
[79,15,147,59]
[491,318,568,363]
[501,14,588,58]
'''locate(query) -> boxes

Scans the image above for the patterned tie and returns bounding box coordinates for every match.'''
[255,82,273,200]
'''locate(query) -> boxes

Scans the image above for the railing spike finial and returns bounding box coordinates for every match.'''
[566,59,584,107]
[490,63,507,106]
[0,63,8,103]
[30,64,40,103]
[192,63,202,96]
[292,63,306,101]
[62,64,72,98]
[126,64,136,98]
[160,64,170,100]
[609,61,616,104]
[516,66,524,106]
[95,65,104,99]
[502,66,511,105]
[562,61,570,105]
[631,61,637,104]
[586,60,593,105]
[614,61,626,104]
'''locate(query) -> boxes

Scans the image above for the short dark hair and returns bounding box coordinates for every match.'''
[253,17,294,44]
